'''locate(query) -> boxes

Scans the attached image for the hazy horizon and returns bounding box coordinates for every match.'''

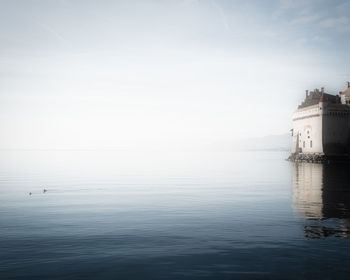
[2,3,350,279]
[1,0,350,150]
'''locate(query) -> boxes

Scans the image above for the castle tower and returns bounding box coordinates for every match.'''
[290,82,350,161]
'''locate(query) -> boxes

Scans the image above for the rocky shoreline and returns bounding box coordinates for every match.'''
[287,153,350,163]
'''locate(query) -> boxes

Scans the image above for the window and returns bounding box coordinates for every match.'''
[303,141,305,148]
[310,141,312,148]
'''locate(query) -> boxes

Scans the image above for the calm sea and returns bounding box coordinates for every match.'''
[0,150,350,279]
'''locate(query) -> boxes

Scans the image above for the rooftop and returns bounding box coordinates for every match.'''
[298,88,340,109]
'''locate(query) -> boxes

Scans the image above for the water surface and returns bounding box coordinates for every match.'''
[1,150,350,279]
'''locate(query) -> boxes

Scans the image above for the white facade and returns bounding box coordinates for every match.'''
[291,104,323,154]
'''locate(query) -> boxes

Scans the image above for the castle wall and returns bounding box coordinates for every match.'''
[322,105,350,155]
[292,104,323,154]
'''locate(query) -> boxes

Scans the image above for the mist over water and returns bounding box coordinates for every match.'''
[1,150,350,279]
[2,0,350,279]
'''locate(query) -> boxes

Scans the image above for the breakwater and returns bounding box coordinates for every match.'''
[287,153,350,163]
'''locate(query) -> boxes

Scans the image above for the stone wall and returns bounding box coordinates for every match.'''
[322,104,350,155]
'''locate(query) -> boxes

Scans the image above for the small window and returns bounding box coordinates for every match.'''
[310,141,312,148]
[303,141,305,148]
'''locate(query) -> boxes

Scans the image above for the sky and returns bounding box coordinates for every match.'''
[1,0,350,150]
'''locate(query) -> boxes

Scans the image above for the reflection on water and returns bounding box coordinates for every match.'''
[292,162,350,238]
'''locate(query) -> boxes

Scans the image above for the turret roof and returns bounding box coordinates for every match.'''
[340,87,350,97]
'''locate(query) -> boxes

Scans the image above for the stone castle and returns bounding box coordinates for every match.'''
[289,81,350,162]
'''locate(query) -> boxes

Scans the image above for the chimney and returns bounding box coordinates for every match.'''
[346,81,350,89]
[321,87,324,93]
[305,90,309,97]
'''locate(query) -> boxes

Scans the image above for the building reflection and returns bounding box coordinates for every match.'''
[292,162,350,238]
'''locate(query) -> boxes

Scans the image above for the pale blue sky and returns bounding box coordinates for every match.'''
[1,0,349,149]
